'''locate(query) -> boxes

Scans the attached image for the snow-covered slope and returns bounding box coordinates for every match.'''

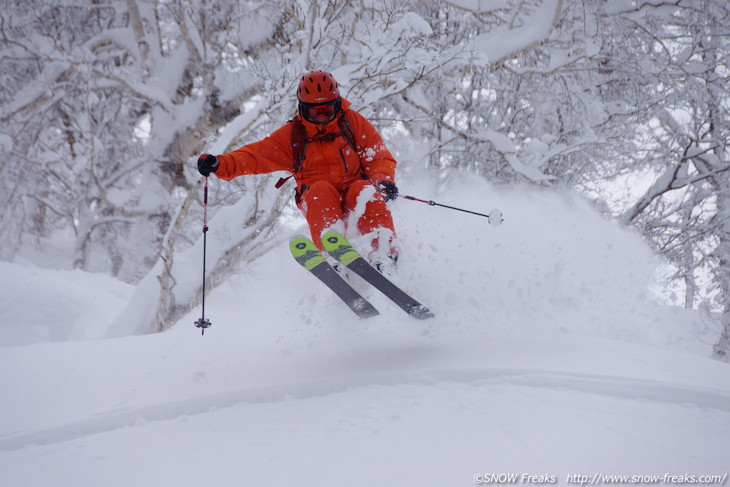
[1,178,728,487]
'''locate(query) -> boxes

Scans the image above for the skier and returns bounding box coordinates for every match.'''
[197,69,400,270]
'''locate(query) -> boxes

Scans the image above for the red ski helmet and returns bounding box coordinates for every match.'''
[297,70,340,104]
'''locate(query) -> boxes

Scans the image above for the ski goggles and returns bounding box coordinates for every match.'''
[299,98,341,123]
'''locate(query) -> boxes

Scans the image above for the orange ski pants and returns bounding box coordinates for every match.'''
[298,179,395,250]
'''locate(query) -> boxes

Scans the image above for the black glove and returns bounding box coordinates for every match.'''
[378,180,399,202]
[197,154,219,177]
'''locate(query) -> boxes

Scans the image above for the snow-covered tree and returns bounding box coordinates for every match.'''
[606,0,730,359]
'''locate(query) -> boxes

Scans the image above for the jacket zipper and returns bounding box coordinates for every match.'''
[339,145,349,174]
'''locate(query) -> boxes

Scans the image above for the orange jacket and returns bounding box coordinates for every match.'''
[214,99,396,192]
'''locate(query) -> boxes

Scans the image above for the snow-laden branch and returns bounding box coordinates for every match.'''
[401,92,555,182]
[622,144,729,225]
[470,0,564,64]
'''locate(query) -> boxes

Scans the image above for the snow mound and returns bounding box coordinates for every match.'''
[0,262,133,346]
[390,175,711,353]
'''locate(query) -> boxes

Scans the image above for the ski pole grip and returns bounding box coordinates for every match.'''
[202,177,209,233]
[403,195,435,205]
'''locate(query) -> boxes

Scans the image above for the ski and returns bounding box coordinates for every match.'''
[290,235,380,319]
[321,231,434,320]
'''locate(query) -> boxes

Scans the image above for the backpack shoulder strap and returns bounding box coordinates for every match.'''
[290,117,308,172]
[337,110,359,154]
[275,118,308,189]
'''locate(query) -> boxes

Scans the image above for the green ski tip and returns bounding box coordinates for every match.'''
[290,235,326,271]
[321,231,361,267]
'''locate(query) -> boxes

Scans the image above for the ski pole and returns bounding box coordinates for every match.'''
[194,177,213,335]
[401,195,504,227]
